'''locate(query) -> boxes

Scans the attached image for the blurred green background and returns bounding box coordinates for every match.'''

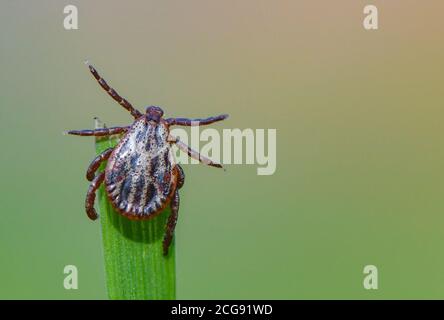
[1,1,443,299]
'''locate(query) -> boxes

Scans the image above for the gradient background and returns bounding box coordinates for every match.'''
[1,1,443,299]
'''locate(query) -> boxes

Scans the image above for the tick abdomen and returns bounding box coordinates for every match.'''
[105,118,177,219]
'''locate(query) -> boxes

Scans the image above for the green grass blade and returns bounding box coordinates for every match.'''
[94,120,175,300]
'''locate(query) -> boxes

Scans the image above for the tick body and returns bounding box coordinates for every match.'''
[66,62,228,255]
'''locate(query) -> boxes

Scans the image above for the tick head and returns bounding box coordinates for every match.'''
[145,106,164,123]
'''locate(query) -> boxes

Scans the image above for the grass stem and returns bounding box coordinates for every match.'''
[94,119,175,300]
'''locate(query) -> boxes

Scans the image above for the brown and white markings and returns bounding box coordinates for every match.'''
[66,62,228,255]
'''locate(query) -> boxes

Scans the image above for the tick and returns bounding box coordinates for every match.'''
[66,62,228,255]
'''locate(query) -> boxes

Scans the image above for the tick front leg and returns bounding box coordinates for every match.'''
[172,136,223,169]
[85,171,105,220]
[85,62,143,119]
[163,190,180,256]
[166,114,228,126]
[86,147,114,181]
[65,126,129,136]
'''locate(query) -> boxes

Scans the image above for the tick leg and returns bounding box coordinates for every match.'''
[85,61,143,119]
[86,147,114,181]
[176,164,185,189]
[172,136,223,169]
[163,190,180,256]
[65,126,129,136]
[85,171,105,220]
[166,114,228,126]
